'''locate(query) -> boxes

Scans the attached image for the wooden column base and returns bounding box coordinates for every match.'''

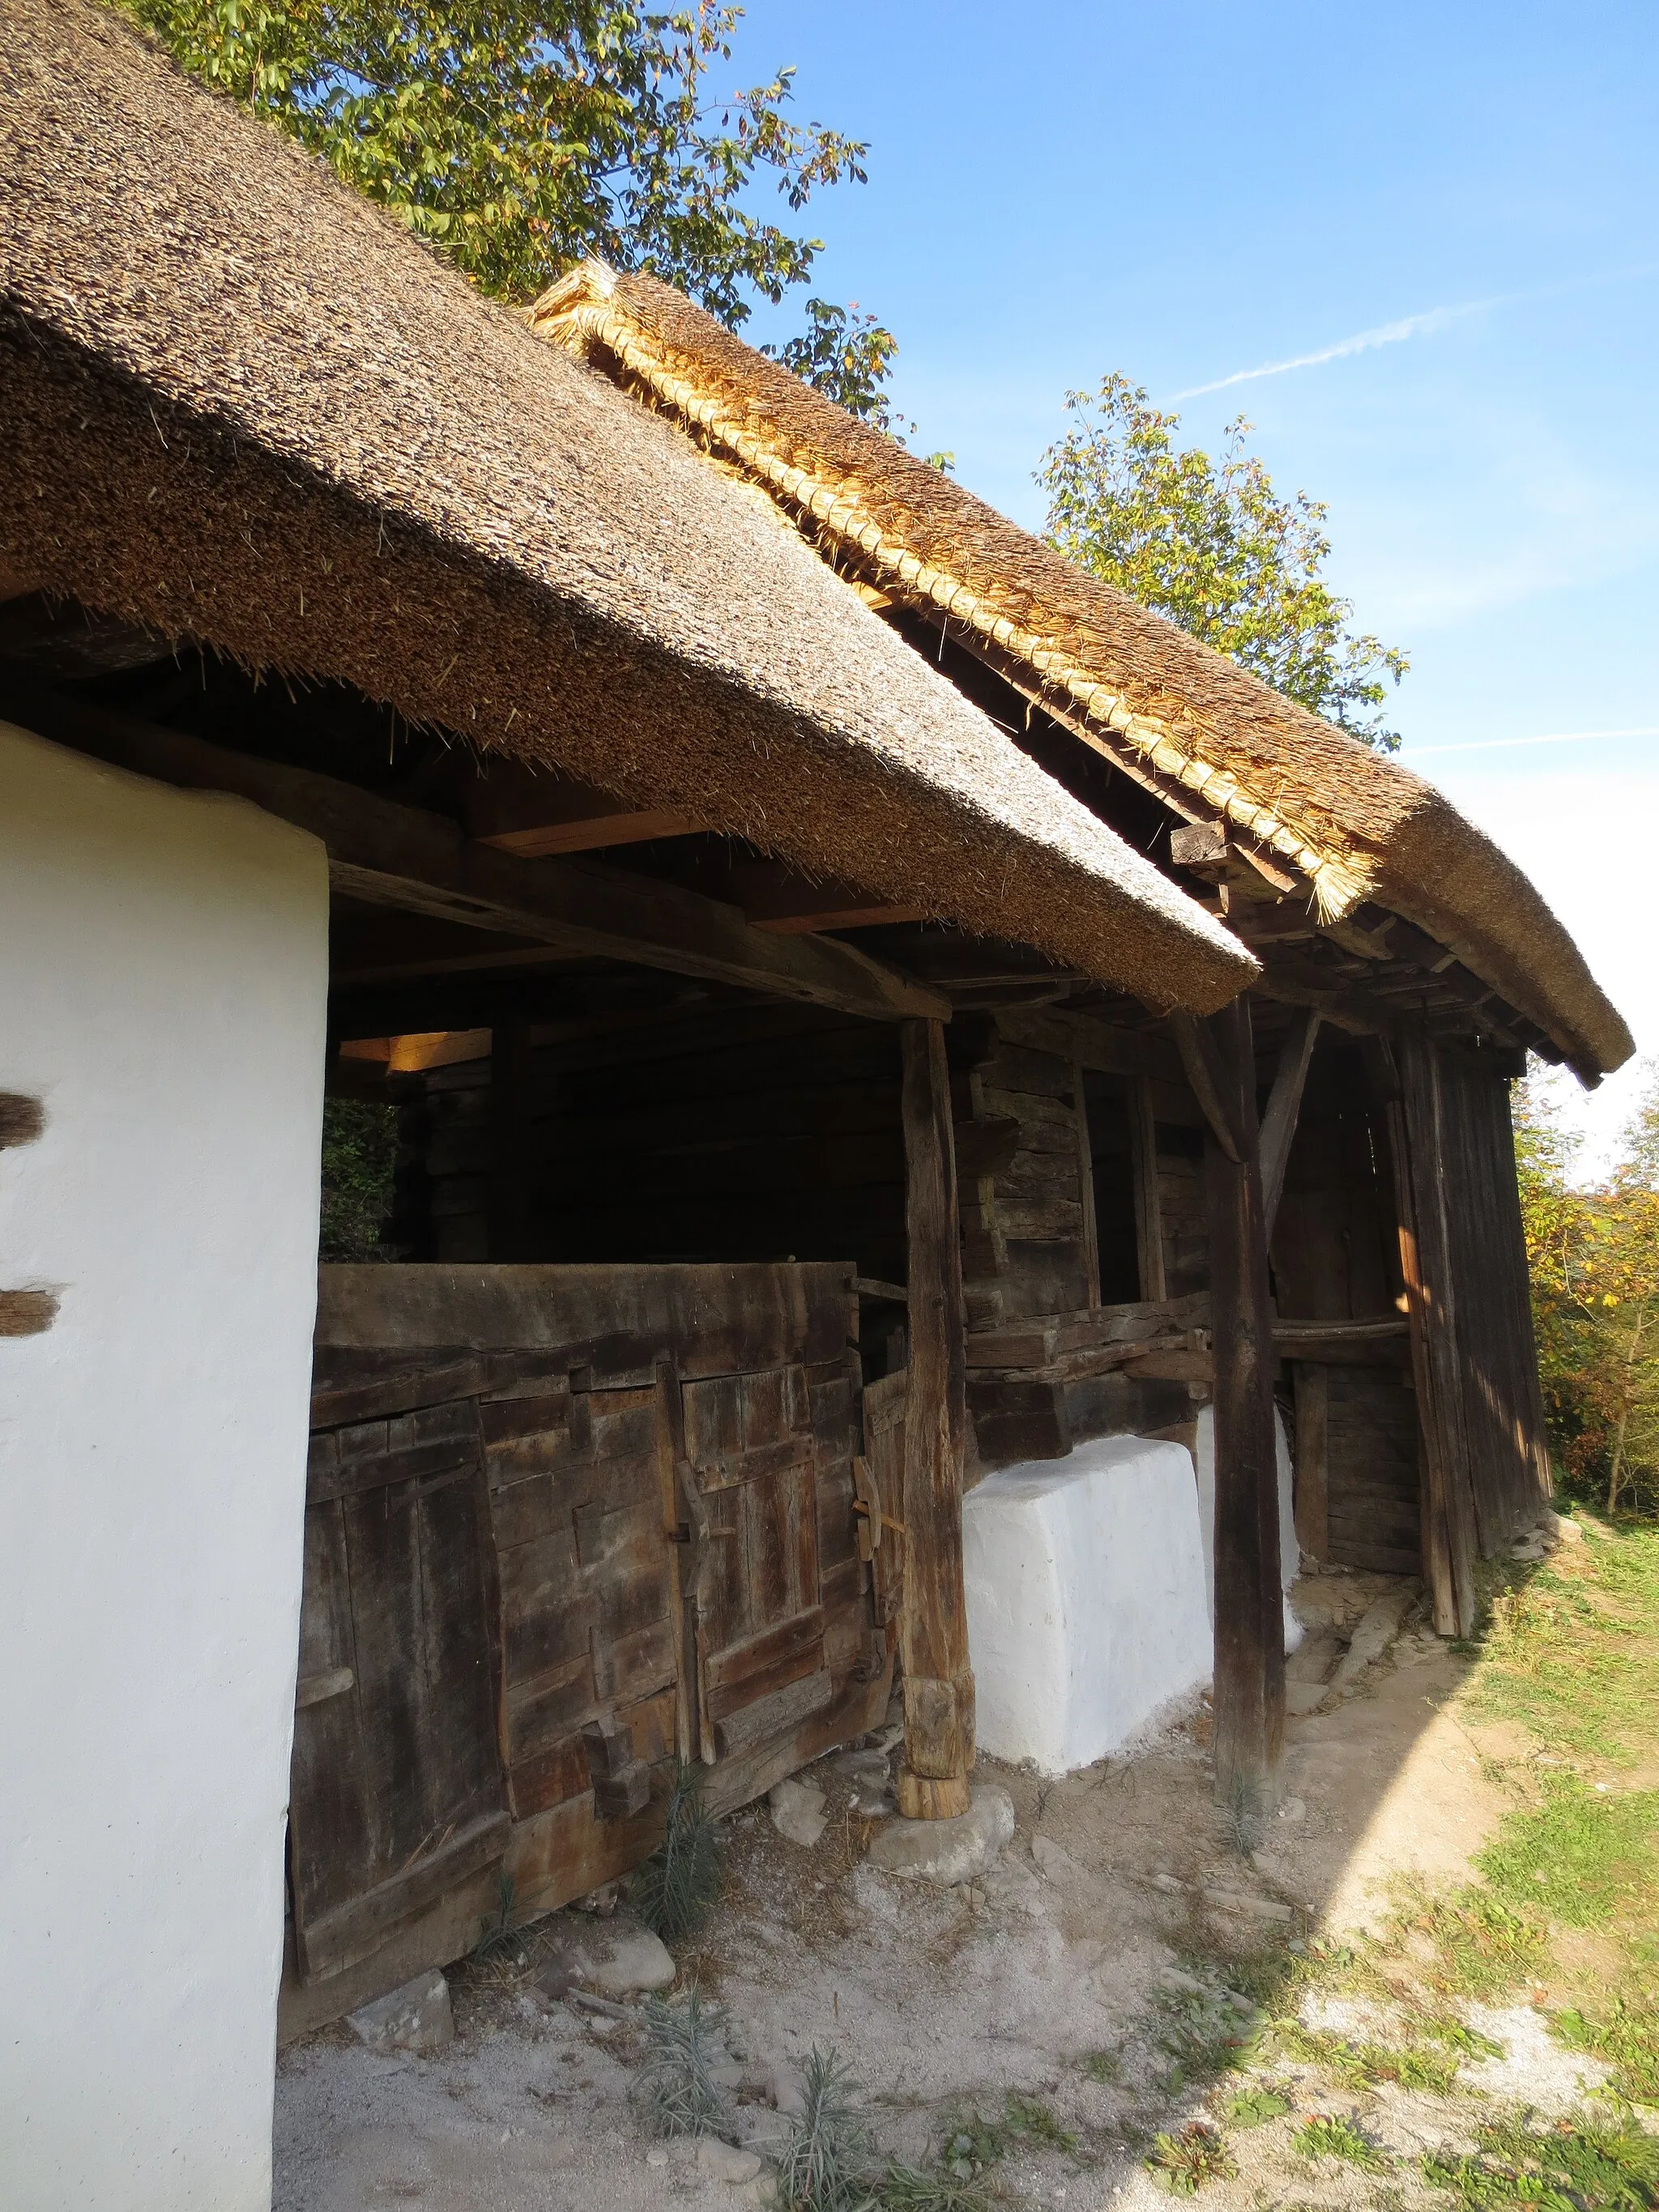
[896,1770,971,1821]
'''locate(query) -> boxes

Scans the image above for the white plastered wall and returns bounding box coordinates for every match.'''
[0,723,328,2211]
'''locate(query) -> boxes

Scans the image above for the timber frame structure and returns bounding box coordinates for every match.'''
[1,0,1632,2036]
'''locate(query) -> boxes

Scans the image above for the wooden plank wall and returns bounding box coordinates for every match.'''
[1425,1048,1555,1550]
[292,1262,882,2017]
[1272,1040,1420,1574]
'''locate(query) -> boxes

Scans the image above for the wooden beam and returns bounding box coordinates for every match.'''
[1258,1008,1320,1239]
[1128,1074,1167,1302]
[1168,1008,1243,1163]
[723,859,926,935]
[898,1017,975,1822]
[466,757,697,855]
[1074,1060,1102,1311]
[1202,997,1286,1818]
[17,691,949,1025]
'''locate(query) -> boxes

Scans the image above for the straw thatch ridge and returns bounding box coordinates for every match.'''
[0,0,1252,1017]
[531,263,1632,1082]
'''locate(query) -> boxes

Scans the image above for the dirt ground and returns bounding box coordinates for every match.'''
[272,1567,1597,2211]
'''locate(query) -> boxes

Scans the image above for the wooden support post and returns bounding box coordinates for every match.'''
[1366,1035,1478,1636]
[487,1018,535,1260]
[1129,1074,1167,1302]
[1260,1010,1320,1241]
[898,1017,975,1821]
[1073,1059,1102,1311]
[1201,997,1286,1819]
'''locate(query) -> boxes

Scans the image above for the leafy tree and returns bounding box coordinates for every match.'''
[762,296,900,426]
[1516,1066,1659,1513]
[318,1097,401,1261]
[1038,375,1410,748]
[123,0,890,374]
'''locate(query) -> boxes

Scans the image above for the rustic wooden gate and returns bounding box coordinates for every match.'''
[289,1262,887,2002]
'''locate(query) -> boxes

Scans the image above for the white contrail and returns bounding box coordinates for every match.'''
[1407,727,1659,759]
[1167,305,1473,401]
[1164,262,1659,404]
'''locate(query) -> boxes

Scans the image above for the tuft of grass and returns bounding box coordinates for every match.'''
[1425,2114,1659,2212]
[941,2091,1077,2172]
[1223,2086,1291,2127]
[1388,1879,1550,2000]
[631,1762,723,1942]
[471,1870,527,1964]
[1296,2114,1392,2172]
[879,2164,996,2212]
[1155,1984,1262,2089]
[632,1981,729,2140]
[1081,2048,1124,2084]
[1273,2022,1461,2095]
[1553,1998,1659,2103]
[777,2048,882,2212]
[1147,2121,1237,2194]
[1476,1775,1659,1931]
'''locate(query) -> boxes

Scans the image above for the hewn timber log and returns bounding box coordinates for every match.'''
[1259,1009,1321,1238]
[1200,998,1286,1817]
[11,689,949,1024]
[898,1017,975,1820]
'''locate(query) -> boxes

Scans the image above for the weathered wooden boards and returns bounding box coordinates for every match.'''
[293,1261,881,1993]
[1196,1000,1286,1814]
[898,1020,975,1821]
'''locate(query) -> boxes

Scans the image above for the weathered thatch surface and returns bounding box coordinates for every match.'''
[0,0,1251,1017]
[534,264,1631,1081]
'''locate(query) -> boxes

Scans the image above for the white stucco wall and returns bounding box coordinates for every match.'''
[0,723,329,2210]
[963,1436,1213,1774]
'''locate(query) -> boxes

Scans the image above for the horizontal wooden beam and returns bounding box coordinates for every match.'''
[729,859,928,936]
[464,757,697,856]
[15,692,949,1024]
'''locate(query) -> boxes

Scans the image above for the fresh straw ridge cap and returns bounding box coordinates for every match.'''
[0,0,1255,1018]
[531,262,1633,1083]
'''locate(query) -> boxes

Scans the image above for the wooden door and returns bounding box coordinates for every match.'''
[291,1375,508,1983]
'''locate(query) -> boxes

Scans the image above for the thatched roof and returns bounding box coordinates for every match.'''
[0,0,1252,1019]
[532,264,1632,1082]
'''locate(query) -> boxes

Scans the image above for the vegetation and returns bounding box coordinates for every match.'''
[1038,377,1410,748]
[1516,1066,1659,1514]
[318,1097,400,1260]
[630,1761,723,1941]
[124,0,899,414]
[1295,2113,1392,2172]
[1147,2121,1237,2194]
[776,2048,880,2212]
[1425,2116,1659,2212]
[633,1983,730,2138]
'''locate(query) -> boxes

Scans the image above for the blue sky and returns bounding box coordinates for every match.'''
[723,0,1659,1170]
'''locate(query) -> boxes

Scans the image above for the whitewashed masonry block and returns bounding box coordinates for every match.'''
[962,1436,1213,1775]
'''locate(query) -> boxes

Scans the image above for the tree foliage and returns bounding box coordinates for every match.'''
[123,0,887,361]
[1516,1066,1659,1514]
[1038,376,1410,748]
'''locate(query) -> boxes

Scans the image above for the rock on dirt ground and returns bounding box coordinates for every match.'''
[274,1567,1545,2211]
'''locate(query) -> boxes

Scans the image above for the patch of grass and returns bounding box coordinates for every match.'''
[777,2048,881,2212]
[1387,1879,1550,2001]
[1273,2022,1461,2095]
[1425,2114,1659,2212]
[633,1982,729,2140]
[1081,2048,1124,2084]
[631,1762,723,1942]
[1470,1527,1659,1768]
[1476,1775,1659,1931]
[943,2091,1077,2171]
[1553,1999,1659,2104]
[1155,1984,1263,2088]
[1223,2086,1292,2127]
[1296,2114,1392,2172]
[471,1870,528,1964]
[879,2165,995,2212]
[1147,2121,1237,2194]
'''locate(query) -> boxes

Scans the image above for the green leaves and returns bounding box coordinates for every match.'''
[1038,374,1410,748]
[124,1,882,344]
